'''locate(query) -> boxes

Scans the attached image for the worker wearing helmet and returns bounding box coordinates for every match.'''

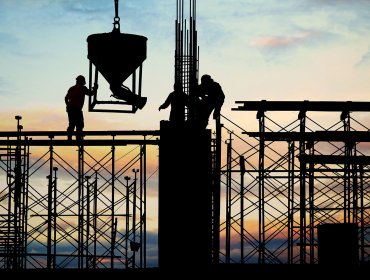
[158,82,188,125]
[195,74,225,129]
[65,75,98,141]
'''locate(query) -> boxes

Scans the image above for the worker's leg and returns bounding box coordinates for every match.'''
[66,109,77,140]
[75,111,84,141]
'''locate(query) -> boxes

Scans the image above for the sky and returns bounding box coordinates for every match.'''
[1,0,370,133]
[1,0,370,267]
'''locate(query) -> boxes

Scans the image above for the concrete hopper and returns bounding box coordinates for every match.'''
[87,32,147,86]
[87,31,148,112]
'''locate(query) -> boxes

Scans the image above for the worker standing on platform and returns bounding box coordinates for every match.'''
[65,75,98,141]
[159,82,188,126]
[195,74,225,129]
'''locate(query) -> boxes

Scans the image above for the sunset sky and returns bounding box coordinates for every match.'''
[1,0,370,267]
[1,0,370,132]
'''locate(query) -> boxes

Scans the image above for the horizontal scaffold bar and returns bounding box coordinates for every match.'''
[0,130,160,138]
[233,100,370,112]
[299,154,370,165]
[245,131,370,142]
[0,139,159,146]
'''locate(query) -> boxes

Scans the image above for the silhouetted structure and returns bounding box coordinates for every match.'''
[3,101,370,271]
[158,121,213,268]
[318,223,359,266]
[2,0,370,273]
[172,0,222,264]
[226,100,370,265]
[0,117,158,269]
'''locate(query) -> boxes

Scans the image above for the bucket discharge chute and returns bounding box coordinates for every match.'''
[87,0,147,113]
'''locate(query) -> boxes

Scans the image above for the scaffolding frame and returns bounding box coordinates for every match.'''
[0,121,159,269]
[218,101,370,265]
[3,100,370,268]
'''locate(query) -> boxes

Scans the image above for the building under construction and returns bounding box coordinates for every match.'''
[0,0,370,272]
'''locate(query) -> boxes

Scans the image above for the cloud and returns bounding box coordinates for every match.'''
[252,33,308,49]
[251,30,324,50]
[356,47,370,67]
[248,29,338,64]
[60,0,112,22]
[56,230,159,267]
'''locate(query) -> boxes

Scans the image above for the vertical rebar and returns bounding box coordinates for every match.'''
[213,110,221,264]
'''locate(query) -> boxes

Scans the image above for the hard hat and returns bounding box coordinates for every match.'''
[201,74,211,83]
[76,75,86,83]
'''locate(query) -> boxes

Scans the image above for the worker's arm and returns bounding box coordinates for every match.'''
[86,83,98,96]
[158,92,173,111]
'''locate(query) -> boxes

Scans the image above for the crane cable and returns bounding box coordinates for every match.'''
[113,0,120,32]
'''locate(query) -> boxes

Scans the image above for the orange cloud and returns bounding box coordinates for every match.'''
[251,31,312,49]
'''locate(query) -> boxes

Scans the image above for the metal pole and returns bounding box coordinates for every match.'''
[93,171,98,269]
[78,144,84,268]
[142,144,147,268]
[341,110,350,223]
[132,169,139,268]
[86,175,90,269]
[6,132,13,269]
[225,135,231,264]
[47,142,53,269]
[298,109,306,264]
[239,156,245,263]
[257,109,265,264]
[53,167,58,269]
[124,176,131,269]
[111,144,115,269]
[308,145,314,264]
[359,164,364,262]
[139,149,143,269]
[13,115,22,269]
[287,141,294,264]
[23,139,30,269]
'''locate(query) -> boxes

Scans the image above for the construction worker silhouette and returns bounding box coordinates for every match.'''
[65,75,98,140]
[195,74,225,129]
[159,82,188,125]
